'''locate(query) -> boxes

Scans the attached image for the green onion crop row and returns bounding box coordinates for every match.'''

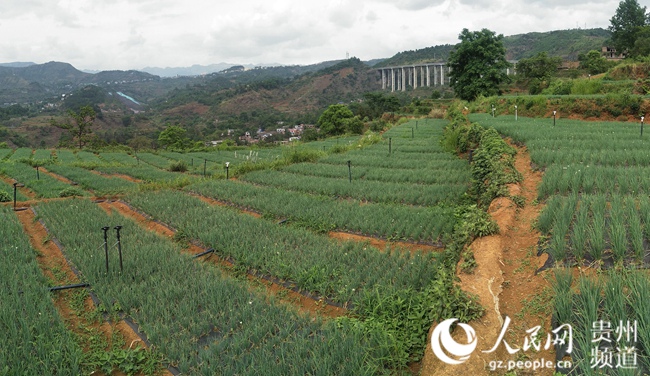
[95,165,198,184]
[32,149,53,162]
[0,161,78,198]
[55,150,78,164]
[0,206,83,373]
[46,164,136,195]
[125,190,440,305]
[282,162,471,185]
[241,170,467,206]
[98,152,139,165]
[7,147,32,161]
[186,179,456,243]
[538,194,649,265]
[0,178,29,201]
[552,270,650,375]
[0,148,12,160]
[75,151,103,164]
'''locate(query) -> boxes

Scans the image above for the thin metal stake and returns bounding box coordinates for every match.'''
[347,160,352,183]
[204,159,207,176]
[36,166,40,180]
[389,137,392,154]
[102,226,110,273]
[115,226,123,273]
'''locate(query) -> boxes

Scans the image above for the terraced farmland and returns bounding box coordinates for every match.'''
[0,119,484,374]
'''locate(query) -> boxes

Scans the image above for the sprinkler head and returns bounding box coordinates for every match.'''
[114,225,123,231]
[225,162,230,168]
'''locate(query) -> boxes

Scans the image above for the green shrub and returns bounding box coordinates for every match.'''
[168,160,188,172]
[59,187,83,198]
[571,78,603,95]
[0,190,10,202]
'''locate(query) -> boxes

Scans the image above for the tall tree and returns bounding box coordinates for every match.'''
[609,0,648,54]
[630,26,650,57]
[448,28,511,101]
[51,105,96,149]
[516,52,562,81]
[158,125,190,149]
[317,104,363,136]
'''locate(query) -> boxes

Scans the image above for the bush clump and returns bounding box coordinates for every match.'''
[59,187,83,198]
[168,160,188,172]
[0,190,11,202]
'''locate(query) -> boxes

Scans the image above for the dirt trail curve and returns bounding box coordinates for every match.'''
[421,142,554,376]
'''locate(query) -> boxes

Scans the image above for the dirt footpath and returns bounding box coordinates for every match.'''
[421,143,553,376]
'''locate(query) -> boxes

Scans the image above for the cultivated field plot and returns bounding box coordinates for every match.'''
[55,149,79,164]
[34,198,405,374]
[476,114,650,266]
[0,178,29,201]
[0,148,13,160]
[0,161,81,198]
[32,148,53,163]
[0,206,83,373]
[240,120,470,206]
[125,190,439,304]
[98,151,139,165]
[7,147,32,161]
[474,113,650,374]
[186,179,455,243]
[46,164,137,195]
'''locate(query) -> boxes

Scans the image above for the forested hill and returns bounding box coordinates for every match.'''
[503,28,611,60]
[376,28,611,66]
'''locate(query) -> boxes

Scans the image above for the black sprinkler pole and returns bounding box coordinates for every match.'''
[115,225,123,273]
[102,226,110,273]
[13,182,18,210]
[36,166,40,180]
[347,160,352,183]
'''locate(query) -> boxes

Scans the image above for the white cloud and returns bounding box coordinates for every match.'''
[0,0,622,70]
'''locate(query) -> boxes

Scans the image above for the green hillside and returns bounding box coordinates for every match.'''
[504,28,611,60]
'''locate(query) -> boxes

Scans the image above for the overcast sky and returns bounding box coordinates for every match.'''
[0,0,629,71]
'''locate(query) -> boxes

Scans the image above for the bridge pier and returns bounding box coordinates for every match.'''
[379,63,452,92]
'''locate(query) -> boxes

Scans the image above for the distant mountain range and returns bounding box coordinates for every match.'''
[0,28,612,106]
[140,63,279,77]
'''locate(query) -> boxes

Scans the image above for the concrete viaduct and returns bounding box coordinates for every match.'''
[377,63,450,92]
